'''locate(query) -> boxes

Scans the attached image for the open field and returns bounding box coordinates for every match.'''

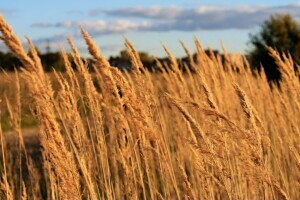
[0,15,299,200]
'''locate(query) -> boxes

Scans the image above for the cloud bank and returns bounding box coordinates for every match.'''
[32,20,151,35]
[29,3,300,52]
[33,3,300,33]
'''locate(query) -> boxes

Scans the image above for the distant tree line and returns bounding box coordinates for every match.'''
[0,50,65,71]
[0,48,207,73]
[0,47,237,77]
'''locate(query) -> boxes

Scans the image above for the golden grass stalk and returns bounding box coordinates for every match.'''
[180,40,196,69]
[80,27,122,108]
[60,48,81,94]
[162,44,182,76]
[21,181,27,200]
[165,93,232,198]
[53,70,98,200]
[53,70,87,151]
[0,14,81,200]
[124,37,143,74]
[0,179,13,200]
[179,166,196,200]
[290,146,300,171]
[71,31,116,199]
[198,71,219,110]
[0,15,34,70]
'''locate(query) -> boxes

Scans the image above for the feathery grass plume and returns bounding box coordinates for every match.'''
[111,68,158,140]
[123,37,158,109]
[194,36,211,72]
[165,93,233,199]
[0,15,34,71]
[67,38,100,100]
[79,29,137,199]
[0,180,13,200]
[193,36,205,58]
[79,28,122,105]
[234,84,263,160]
[197,70,219,111]
[180,101,258,145]
[183,63,197,99]
[0,15,81,200]
[23,70,81,199]
[26,37,47,83]
[154,57,170,80]
[115,39,159,143]
[179,166,196,200]
[268,48,299,93]
[180,40,196,70]
[221,42,233,74]
[153,57,174,94]
[60,48,80,94]
[179,41,198,99]
[67,38,104,137]
[176,100,285,197]
[78,33,125,168]
[53,94,98,200]
[109,67,159,198]
[92,65,134,199]
[53,70,87,151]
[266,46,300,115]
[162,44,182,76]
[52,71,99,200]
[124,37,143,74]
[21,181,26,200]
[124,38,157,109]
[290,146,300,171]
[66,40,104,173]
[162,43,190,98]
[288,146,300,194]
[266,46,293,81]
[234,84,271,148]
[93,66,130,146]
[68,38,113,199]
[118,148,138,199]
[113,65,182,199]
[234,84,257,127]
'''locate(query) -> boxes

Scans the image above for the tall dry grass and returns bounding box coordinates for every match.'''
[0,14,300,199]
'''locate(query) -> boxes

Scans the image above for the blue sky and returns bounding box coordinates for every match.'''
[1,0,300,58]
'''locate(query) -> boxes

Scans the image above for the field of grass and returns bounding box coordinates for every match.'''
[0,15,300,200]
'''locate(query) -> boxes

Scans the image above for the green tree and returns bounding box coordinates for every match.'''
[249,14,300,82]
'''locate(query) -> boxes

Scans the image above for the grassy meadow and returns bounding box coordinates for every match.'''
[0,14,300,200]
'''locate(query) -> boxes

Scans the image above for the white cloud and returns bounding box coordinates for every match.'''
[32,4,300,33]
[103,6,182,20]
[32,19,152,35]
[27,3,300,53]
[101,4,300,30]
